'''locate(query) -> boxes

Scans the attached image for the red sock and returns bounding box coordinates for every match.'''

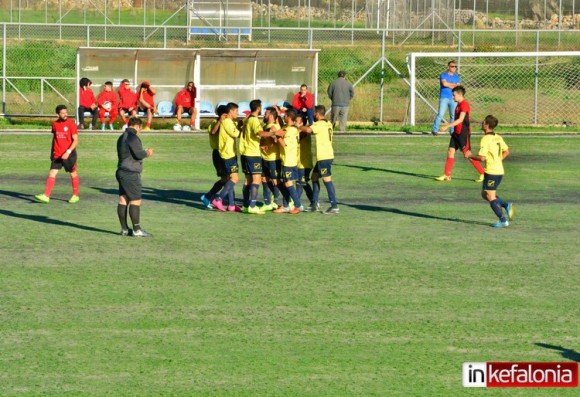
[146,122,151,128]
[71,175,80,196]
[44,176,56,197]
[470,159,485,174]
[444,158,455,176]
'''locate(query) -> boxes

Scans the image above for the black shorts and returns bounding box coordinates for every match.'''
[313,159,333,177]
[281,166,299,183]
[449,131,471,153]
[223,156,239,175]
[483,174,503,191]
[212,149,225,177]
[119,107,136,114]
[242,155,262,175]
[297,167,312,186]
[262,159,279,180]
[116,169,142,201]
[50,150,77,173]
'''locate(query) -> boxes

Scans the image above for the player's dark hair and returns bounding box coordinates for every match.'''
[285,108,297,122]
[216,104,228,116]
[300,84,308,89]
[104,81,113,86]
[484,115,498,130]
[55,104,67,114]
[226,102,238,113]
[128,117,142,127]
[250,99,262,112]
[314,105,326,116]
[79,77,91,87]
[452,85,466,96]
[265,106,278,120]
[447,60,457,66]
[296,114,307,125]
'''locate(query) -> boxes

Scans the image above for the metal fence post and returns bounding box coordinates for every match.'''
[2,24,6,114]
[534,54,539,125]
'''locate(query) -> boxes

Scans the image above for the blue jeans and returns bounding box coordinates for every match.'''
[432,97,457,133]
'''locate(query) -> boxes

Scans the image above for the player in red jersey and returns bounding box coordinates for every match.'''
[77,77,98,130]
[97,81,118,131]
[35,105,80,204]
[117,79,137,130]
[435,85,485,182]
[174,81,197,130]
[137,81,156,131]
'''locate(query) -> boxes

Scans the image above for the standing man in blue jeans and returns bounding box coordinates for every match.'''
[327,70,354,132]
[431,61,461,135]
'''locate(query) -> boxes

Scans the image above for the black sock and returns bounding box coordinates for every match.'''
[206,180,225,198]
[117,204,128,230]
[303,183,314,202]
[129,205,141,230]
[490,199,506,222]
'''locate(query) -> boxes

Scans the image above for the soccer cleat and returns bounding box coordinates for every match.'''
[132,229,153,237]
[68,195,80,204]
[227,205,243,213]
[270,202,279,210]
[142,126,151,131]
[77,124,85,130]
[506,202,515,220]
[242,206,249,214]
[289,206,303,215]
[35,193,50,203]
[303,203,320,212]
[431,131,439,136]
[247,206,266,215]
[259,203,273,212]
[109,124,114,131]
[435,175,452,182]
[122,124,128,131]
[200,194,213,209]
[89,124,94,130]
[474,174,484,183]
[211,198,226,212]
[491,220,509,228]
[120,229,130,236]
[323,206,340,215]
[173,123,182,131]
[272,206,290,214]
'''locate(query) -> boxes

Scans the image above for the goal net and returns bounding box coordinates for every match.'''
[407,51,580,127]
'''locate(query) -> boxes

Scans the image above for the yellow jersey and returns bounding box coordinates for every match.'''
[207,120,219,150]
[261,122,280,161]
[218,117,240,159]
[298,132,313,169]
[240,115,263,157]
[280,125,299,167]
[311,119,334,161]
[478,132,509,175]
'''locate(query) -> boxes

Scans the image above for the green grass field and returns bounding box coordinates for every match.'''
[0,132,578,396]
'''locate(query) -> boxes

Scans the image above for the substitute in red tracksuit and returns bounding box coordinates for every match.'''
[137,81,156,130]
[118,79,138,128]
[35,104,80,204]
[97,81,118,130]
[78,77,98,129]
[174,82,198,128]
[292,84,315,125]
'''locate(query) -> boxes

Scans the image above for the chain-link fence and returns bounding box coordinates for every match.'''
[1,23,579,125]
[409,52,580,126]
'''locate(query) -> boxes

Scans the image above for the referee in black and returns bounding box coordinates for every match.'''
[116,117,154,237]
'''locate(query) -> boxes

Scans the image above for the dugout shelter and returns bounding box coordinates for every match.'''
[76,47,319,129]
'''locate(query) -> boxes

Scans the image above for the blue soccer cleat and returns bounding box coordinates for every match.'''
[491,220,509,228]
[506,202,515,220]
[201,194,213,209]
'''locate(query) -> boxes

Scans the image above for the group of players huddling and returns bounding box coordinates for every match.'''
[199,100,339,215]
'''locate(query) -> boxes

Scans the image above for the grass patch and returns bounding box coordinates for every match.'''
[0,133,579,396]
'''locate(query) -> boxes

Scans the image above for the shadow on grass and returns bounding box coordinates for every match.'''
[342,203,489,226]
[535,343,580,363]
[90,186,206,209]
[0,189,38,202]
[336,163,475,182]
[0,209,118,235]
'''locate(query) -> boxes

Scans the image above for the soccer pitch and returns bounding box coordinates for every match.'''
[0,132,578,396]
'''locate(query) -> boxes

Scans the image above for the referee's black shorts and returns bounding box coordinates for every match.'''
[116,169,142,200]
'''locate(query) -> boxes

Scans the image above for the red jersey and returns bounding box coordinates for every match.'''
[97,90,118,109]
[118,86,137,109]
[140,89,155,108]
[79,87,97,108]
[175,88,196,108]
[292,91,314,111]
[51,118,78,159]
[454,99,471,135]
